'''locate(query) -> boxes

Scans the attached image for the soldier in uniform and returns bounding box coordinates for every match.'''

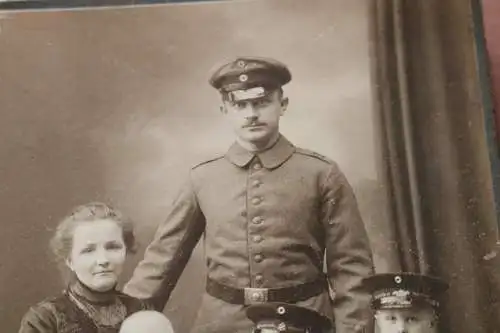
[123,56,374,333]
[362,273,449,333]
[246,302,334,333]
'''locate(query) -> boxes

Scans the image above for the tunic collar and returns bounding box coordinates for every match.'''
[225,135,295,169]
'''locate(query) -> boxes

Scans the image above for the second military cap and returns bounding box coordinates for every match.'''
[362,273,449,310]
[246,302,332,333]
[209,56,292,101]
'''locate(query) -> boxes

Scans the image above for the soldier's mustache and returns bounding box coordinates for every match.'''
[243,122,266,128]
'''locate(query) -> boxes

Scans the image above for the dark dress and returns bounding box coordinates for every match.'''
[19,280,151,333]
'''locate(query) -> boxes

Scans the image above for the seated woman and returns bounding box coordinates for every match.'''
[19,202,151,333]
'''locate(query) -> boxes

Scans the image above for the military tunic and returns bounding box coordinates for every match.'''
[124,135,374,333]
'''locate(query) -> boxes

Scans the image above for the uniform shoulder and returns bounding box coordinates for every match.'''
[294,147,337,165]
[190,153,225,170]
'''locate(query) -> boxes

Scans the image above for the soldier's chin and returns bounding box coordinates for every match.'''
[243,132,272,145]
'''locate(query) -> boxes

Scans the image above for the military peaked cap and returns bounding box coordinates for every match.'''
[246,302,333,333]
[362,273,449,310]
[209,56,292,102]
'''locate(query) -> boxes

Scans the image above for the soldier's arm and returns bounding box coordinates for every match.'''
[123,171,205,310]
[321,163,374,333]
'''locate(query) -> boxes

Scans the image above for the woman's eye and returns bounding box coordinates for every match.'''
[80,247,95,254]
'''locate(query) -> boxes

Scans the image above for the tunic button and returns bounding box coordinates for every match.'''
[254,254,263,262]
[253,235,263,243]
[252,180,261,187]
[251,197,261,205]
[255,274,264,284]
[252,216,263,224]
[253,163,262,170]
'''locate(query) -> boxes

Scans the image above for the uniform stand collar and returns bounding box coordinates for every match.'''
[225,135,295,169]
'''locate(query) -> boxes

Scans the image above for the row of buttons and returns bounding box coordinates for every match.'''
[250,161,263,206]
[251,160,264,286]
[251,163,263,210]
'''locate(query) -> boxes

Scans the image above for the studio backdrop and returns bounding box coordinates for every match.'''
[0,1,398,332]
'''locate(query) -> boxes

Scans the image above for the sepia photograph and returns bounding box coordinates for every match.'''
[0,0,499,333]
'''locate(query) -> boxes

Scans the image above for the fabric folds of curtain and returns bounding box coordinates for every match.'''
[369,0,500,332]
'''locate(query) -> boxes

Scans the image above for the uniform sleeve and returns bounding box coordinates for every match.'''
[123,172,206,310]
[320,163,375,333]
[18,303,57,333]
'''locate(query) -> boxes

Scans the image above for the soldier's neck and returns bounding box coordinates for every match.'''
[237,132,281,153]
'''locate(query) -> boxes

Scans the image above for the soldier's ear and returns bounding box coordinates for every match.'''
[280,97,289,115]
[220,104,227,114]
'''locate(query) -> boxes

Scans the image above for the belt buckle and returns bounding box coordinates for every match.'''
[244,287,269,304]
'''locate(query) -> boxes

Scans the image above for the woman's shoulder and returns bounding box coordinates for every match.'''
[19,294,66,332]
[23,295,62,318]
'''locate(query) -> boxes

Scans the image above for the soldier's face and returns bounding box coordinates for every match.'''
[375,308,438,333]
[221,90,288,149]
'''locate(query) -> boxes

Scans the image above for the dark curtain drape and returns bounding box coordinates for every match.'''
[369,0,500,332]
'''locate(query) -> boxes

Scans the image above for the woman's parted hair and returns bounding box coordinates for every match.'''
[49,202,137,263]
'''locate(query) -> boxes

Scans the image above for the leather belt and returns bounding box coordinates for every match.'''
[206,277,328,305]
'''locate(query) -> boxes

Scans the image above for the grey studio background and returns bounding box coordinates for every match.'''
[0,0,399,332]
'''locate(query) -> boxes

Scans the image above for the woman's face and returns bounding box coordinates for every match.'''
[66,219,126,292]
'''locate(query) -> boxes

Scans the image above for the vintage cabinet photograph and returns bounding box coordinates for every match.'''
[0,0,499,333]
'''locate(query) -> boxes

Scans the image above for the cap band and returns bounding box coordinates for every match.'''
[218,70,283,92]
[227,86,268,102]
[255,322,309,333]
[373,289,439,309]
